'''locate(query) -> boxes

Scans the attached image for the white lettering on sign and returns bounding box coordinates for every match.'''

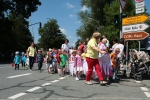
[136,1,145,8]
[122,23,149,33]
[134,34,142,37]
[124,34,133,38]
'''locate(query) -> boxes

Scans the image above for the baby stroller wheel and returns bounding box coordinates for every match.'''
[135,74,142,81]
[129,73,134,78]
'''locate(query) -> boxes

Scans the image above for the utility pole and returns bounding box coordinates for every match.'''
[28,22,42,42]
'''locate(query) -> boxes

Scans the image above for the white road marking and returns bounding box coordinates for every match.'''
[140,87,149,91]
[59,77,66,80]
[144,92,150,97]
[41,83,51,86]
[26,86,41,92]
[7,73,32,78]
[8,93,26,99]
[135,81,141,83]
[51,80,59,83]
[0,66,10,68]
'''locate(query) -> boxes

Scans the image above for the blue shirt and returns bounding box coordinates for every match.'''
[36,54,44,62]
[22,56,27,63]
[52,53,57,62]
[14,55,21,64]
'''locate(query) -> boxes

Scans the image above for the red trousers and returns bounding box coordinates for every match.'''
[86,57,103,81]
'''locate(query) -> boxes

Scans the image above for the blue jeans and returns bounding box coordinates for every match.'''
[113,68,117,80]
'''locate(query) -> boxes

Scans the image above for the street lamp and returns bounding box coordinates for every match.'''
[47,18,51,21]
[28,22,41,42]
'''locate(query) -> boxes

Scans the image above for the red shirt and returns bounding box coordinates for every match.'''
[56,54,60,64]
[78,44,84,53]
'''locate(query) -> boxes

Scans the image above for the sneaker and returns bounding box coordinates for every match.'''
[100,81,107,85]
[78,76,81,80]
[75,77,79,81]
[102,81,107,84]
[85,81,93,85]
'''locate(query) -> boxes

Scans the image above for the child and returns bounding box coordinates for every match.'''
[13,51,21,70]
[74,50,83,81]
[46,52,53,74]
[21,52,25,68]
[110,48,120,81]
[21,54,27,69]
[81,48,88,75]
[56,49,61,75]
[98,38,113,82]
[59,49,68,77]
[36,50,44,72]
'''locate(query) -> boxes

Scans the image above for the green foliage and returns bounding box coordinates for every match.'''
[76,0,149,49]
[76,0,115,47]
[38,19,66,50]
[0,0,41,52]
[0,0,41,19]
[9,14,33,51]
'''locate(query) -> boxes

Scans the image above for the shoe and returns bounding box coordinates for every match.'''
[116,77,120,80]
[78,76,81,80]
[75,77,79,81]
[102,81,107,84]
[100,81,107,85]
[85,81,93,85]
[62,75,64,77]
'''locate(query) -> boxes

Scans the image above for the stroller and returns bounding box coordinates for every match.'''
[129,49,150,80]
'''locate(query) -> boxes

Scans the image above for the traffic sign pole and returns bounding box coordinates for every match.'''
[120,6,122,39]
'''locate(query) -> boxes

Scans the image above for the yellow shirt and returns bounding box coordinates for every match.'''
[86,38,98,59]
[27,46,36,57]
[81,53,86,60]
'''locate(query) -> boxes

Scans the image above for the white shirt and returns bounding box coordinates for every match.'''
[106,39,110,48]
[114,44,124,58]
[111,43,118,52]
[69,49,73,54]
[98,43,107,58]
[61,44,70,52]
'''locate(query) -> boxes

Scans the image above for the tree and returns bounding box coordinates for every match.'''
[38,19,66,50]
[0,0,41,52]
[76,0,115,42]
[9,14,33,51]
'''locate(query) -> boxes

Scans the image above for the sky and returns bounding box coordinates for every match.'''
[29,0,150,47]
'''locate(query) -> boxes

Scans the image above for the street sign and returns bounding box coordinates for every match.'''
[136,7,145,14]
[135,0,143,3]
[119,0,127,12]
[136,1,145,8]
[122,14,149,25]
[122,31,149,40]
[122,23,149,33]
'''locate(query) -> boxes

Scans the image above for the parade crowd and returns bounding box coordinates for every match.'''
[12,32,125,86]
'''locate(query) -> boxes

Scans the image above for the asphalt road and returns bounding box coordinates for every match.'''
[0,63,150,100]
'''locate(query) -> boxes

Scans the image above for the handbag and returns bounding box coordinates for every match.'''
[11,62,15,67]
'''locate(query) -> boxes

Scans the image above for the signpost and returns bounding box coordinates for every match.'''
[122,23,149,33]
[135,0,143,3]
[119,0,127,12]
[136,7,145,14]
[136,1,144,8]
[122,14,149,25]
[122,31,149,40]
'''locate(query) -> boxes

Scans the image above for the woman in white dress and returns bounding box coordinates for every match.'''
[98,38,113,82]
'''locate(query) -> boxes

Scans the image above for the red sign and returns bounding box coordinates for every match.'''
[119,0,127,12]
[135,0,143,3]
[122,31,149,40]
